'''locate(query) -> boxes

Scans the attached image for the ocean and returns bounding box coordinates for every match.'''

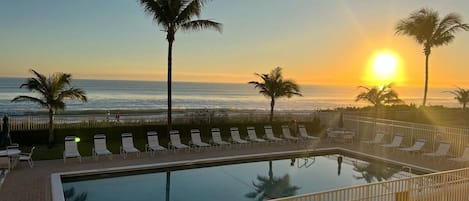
[0,77,459,114]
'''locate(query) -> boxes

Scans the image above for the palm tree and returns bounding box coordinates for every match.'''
[356,84,403,132]
[138,0,222,131]
[445,86,469,110]
[246,160,300,201]
[248,67,302,122]
[355,84,404,111]
[12,69,87,147]
[64,187,88,201]
[352,162,399,183]
[395,8,469,107]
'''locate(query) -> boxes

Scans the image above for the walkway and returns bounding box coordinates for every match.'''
[0,141,462,201]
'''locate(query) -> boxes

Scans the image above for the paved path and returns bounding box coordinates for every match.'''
[0,141,462,201]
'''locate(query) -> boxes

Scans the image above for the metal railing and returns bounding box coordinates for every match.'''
[270,167,469,201]
[339,115,469,156]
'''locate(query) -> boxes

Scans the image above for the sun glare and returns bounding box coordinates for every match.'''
[365,51,403,85]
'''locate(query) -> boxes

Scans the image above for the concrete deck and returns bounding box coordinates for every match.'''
[0,141,463,201]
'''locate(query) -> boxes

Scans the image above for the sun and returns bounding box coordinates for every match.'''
[373,54,397,78]
[365,51,403,85]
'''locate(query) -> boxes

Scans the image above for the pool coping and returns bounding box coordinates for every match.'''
[50,147,437,201]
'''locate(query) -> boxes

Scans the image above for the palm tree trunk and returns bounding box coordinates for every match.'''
[373,106,378,133]
[48,109,55,148]
[268,160,273,184]
[270,97,275,122]
[165,171,171,201]
[167,40,173,132]
[422,53,430,107]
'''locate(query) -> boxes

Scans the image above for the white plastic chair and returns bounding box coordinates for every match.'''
[93,134,112,160]
[264,125,283,142]
[381,134,404,148]
[246,127,266,143]
[168,130,189,151]
[362,132,385,144]
[281,125,300,141]
[145,131,166,156]
[398,139,426,154]
[448,146,469,164]
[229,127,249,145]
[19,146,35,167]
[423,141,451,157]
[210,128,230,146]
[120,133,140,159]
[63,136,81,163]
[299,125,319,140]
[189,129,210,149]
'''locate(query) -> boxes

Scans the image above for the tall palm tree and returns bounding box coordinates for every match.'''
[138,0,222,131]
[249,67,302,122]
[445,86,469,110]
[395,8,469,107]
[12,69,87,147]
[355,84,404,111]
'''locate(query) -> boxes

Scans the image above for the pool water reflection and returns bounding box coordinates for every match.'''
[62,155,415,201]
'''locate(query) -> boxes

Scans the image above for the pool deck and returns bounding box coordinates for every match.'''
[0,141,463,201]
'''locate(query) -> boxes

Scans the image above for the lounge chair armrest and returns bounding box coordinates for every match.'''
[145,144,149,152]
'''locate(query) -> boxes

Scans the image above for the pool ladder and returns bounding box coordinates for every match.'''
[297,157,316,168]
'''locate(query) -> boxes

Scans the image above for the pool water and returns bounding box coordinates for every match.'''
[62,155,415,201]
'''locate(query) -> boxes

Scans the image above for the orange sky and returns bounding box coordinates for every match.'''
[1,1,469,87]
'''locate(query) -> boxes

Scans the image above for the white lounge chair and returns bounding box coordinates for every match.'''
[423,141,451,158]
[448,146,469,164]
[63,136,81,163]
[120,133,140,159]
[398,139,426,154]
[210,128,230,146]
[92,134,112,160]
[145,131,167,156]
[362,132,385,144]
[381,134,404,148]
[19,146,35,168]
[281,125,300,141]
[246,127,266,143]
[229,127,249,145]
[264,126,283,142]
[189,129,210,149]
[299,125,319,140]
[168,130,190,151]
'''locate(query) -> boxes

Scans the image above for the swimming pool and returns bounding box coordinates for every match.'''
[60,153,417,201]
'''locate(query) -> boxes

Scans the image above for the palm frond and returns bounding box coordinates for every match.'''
[139,0,171,28]
[180,19,222,32]
[177,0,206,22]
[58,88,88,102]
[11,96,48,108]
